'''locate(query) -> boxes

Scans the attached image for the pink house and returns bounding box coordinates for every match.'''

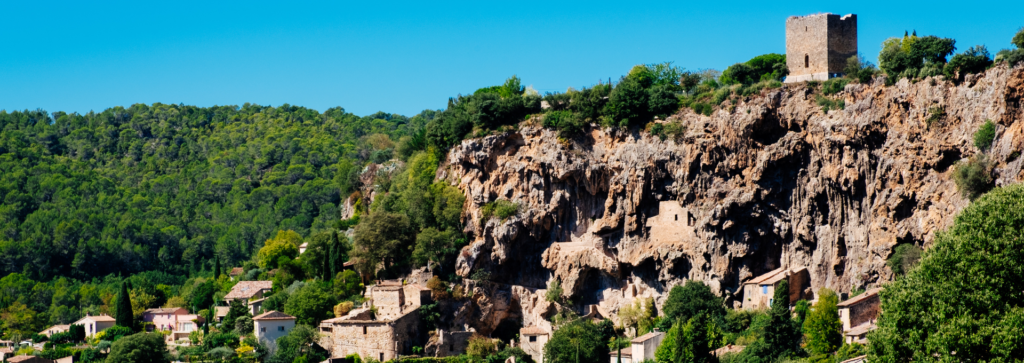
[142,308,204,340]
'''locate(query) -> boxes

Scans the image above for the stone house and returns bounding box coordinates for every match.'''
[838,288,880,344]
[741,267,811,310]
[253,310,296,348]
[319,284,426,362]
[7,356,54,363]
[784,13,858,83]
[428,330,474,357]
[228,267,244,279]
[223,281,274,319]
[38,325,70,337]
[71,315,115,337]
[519,326,550,363]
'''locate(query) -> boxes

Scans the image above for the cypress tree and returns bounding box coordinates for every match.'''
[115,281,133,329]
[214,256,221,279]
[322,248,330,281]
[329,232,339,278]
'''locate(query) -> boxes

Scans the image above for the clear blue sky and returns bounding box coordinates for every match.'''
[2,1,1021,117]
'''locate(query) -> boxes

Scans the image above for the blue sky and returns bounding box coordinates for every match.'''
[2,1,1022,117]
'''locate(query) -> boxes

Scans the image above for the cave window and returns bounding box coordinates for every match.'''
[380,353,384,361]
[674,214,678,221]
[687,212,695,226]
[449,344,453,351]
[363,326,367,334]
[805,54,809,68]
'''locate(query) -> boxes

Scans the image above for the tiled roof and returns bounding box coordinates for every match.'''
[215,306,230,317]
[76,315,115,323]
[632,331,663,343]
[744,267,807,285]
[839,355,867,363]
[608,347,632,357]
[837,288,881,307]
[520,326,549,335]
[224,281,273,299]
[253,310,295,321]
[845,323,877,336]
[299,243,308,248]
[229,267,244,276]
[144,308,187,314]
[40,325,70,334]
[8,356,43,363]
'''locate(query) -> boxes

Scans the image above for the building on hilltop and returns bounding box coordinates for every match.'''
[741,267,811,310]
[784,13,857,83]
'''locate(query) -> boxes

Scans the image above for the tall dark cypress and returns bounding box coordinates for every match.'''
[214,256,221,279]
[329,231,340,278]
[322,248,330,281]
[115,281,133,328]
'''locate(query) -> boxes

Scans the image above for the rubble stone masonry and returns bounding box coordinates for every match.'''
[785,13,857,82]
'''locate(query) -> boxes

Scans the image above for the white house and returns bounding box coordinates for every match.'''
[629,331,664,362]
[253,310,296,347]
[72,315,116,337]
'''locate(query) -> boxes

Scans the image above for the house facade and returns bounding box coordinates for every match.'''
[38,325,70,337]
[142,307,203,341]
[630,331,665,362]
[838,288,880,344]
[254,311,296,348]
[519,326,551,363]
[741,267,811,310]
[72,315,115,337]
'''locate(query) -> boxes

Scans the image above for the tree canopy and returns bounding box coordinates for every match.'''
[869,184,1024,361]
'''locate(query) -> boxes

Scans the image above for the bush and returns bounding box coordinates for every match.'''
[926,106,945,127]
[543,110,585,138]
[721,54,787,85]
[604,77,651,126]
[545,280,563,303]
[844,55,880,84]
[887,244,923,276]
[815,95,845,112]
[481,200,519,221]
[1014,27,1024,49]
[974,120,996,151]
[953,155,993,200]
[105,333,171,363]
[945,45,993,82]
[821,78,850,95]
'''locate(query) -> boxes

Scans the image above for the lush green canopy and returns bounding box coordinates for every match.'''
[869,184,1024,361]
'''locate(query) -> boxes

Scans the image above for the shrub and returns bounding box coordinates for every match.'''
[953,155,993,200]
[545,280,563,303]
[815,95,845,112]
[466,335,496,359]
[481,200,519,221]
[887,244,923,276]
[974,120,996,151]
[844,55,880,84]
[647,120,686,141]
[1014,27,1024,49]
[105,333,171,363]
[712,87,731,105]
[333,301,354,317]
[543,110,584,138]
[821,78,850,95]
[604,77,650,126]
[721,54,787,85]
[648,84,681,117]
[925,106,945,127]
[945,45,993,82]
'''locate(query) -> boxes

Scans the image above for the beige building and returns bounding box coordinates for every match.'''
[838,288,880,344]
[630,331,664,362]
[519,326,551,363]
[253,310,296,348]
[784,13,857,83]
[72,315,115,337]
[224,281,273,303]
[741,267,811,310]
[609,347,632,363]
[38,325,70,337]
[319,283,428,362]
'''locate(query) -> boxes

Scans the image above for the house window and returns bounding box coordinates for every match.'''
[674,214,678,221]
[278,326,285,332]
[529,336,537,342]
[805,55,809,68]
[762,285,767,295]
[363,326,367,334]
[260,327,266,333]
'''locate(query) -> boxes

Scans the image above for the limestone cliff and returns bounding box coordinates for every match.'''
[439,64,1024,331]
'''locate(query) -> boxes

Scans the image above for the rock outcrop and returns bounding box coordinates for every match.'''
[440,64,1024,331]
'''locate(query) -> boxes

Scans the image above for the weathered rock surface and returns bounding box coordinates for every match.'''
[440,64,1024,332]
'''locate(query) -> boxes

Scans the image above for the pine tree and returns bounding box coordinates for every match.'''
[115,281,133,329]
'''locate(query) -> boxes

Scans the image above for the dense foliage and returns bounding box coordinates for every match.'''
[869,184,1024,361]
[543,318,612,363]
[661,280,726,330]
[879,32,957,82]
[720,54,788,85]
[105,332,171,363]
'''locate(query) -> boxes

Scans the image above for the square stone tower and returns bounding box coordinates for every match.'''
[784,13,857,83]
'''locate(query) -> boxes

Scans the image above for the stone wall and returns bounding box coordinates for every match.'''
[840,294,880,331]
[371,286,405,320]
[427,330,474,357]
[322,310,420,362]
[785,13,857,82]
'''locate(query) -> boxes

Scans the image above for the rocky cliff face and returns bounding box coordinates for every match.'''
[439,64,1024,331]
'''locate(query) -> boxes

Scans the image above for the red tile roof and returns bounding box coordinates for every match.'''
[631,331,663,343]
[520,326,549,335]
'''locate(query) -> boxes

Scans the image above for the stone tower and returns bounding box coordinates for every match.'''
[784,13,857,83]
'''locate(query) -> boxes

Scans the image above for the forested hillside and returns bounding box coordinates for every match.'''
[0,104,430,279]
